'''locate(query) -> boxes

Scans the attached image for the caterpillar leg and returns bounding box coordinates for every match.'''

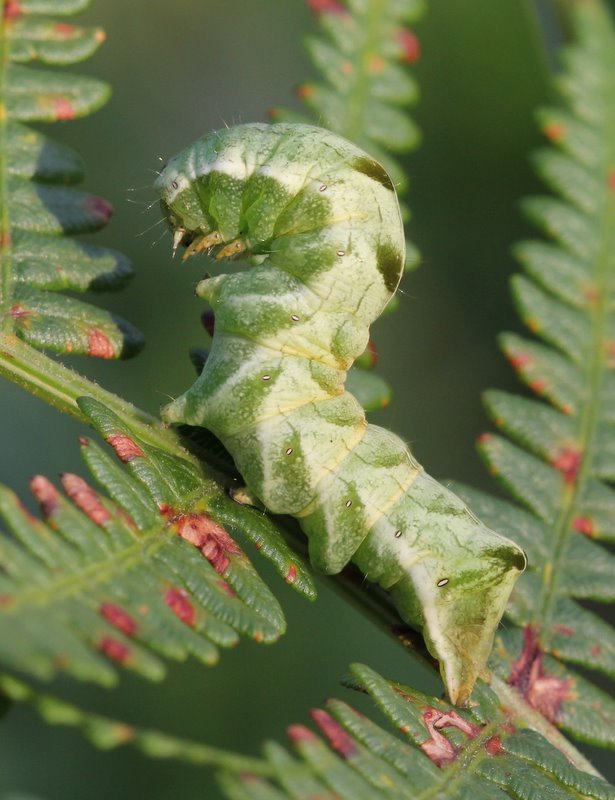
[183,231,224,261]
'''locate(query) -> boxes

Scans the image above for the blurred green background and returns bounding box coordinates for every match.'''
[1,1,613,797]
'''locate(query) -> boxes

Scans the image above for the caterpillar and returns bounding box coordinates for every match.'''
[155,122,526,705]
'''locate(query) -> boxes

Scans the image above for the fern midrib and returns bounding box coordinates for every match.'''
[537,43,615,639]
[339,0,387,144]
[0,10,13,327]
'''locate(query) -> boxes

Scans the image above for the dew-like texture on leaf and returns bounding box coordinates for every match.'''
[0,0,141,358]
[0,397,317,685]
[459,0,615,751]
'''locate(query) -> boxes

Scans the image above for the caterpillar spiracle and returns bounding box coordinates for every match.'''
[155,123,526,705]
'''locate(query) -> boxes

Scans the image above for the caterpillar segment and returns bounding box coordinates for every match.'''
[156,123,526,705]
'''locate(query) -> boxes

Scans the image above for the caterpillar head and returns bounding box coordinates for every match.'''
[155,161,216,256]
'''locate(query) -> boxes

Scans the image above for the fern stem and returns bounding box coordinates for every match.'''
[490,675,604,778]
[338,0,388,143]
[0,10,13,326]
[0,672,275,775]
[0,333,196,462]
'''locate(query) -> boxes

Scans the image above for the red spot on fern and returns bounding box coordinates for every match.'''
[3,0,22,20]
[0,594,14,608]
[171,512,243,574]
[88,328,116,359]
[420,708,480,767]
[573,516,594,537]
[396,28,421,63]
[507,350,532,369]
[86,195,113,223]
[296,84,315,99]
[529,379,547,394]
[0,231,11,247]
[29,475,60,517]
[164,587,197,627]
[307,0,347,15]
[285,564,298,584]
[10,304,31,319]
[201,309,215,337]
[477,433,492,444]
[107,434,144,462]
[591,645,602,656]
[543,122,566,142]
[79,437,90,447]
[100,603,137,636]
[606,341,615,369]
[551,447,582,484]
[553,624,574,636]
[508,626,572,723]
[311,709,357,758]
[54,98,76,121]
[608,170,615,191]
[99,636,131,664]
[485,735,504,756]
[217,579,237,597]
[54,22,76,36]
[287,724,317,744]
[61,473,111,526]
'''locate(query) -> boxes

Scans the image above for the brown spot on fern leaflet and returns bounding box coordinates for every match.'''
[0,594,14,608]
[54,22,76,37]
[86,195,113,225]
[420,708,480,767]
[551,447,582,484]
[608,169,615,192]
[3,0,22,21]
[311,709,357,758]
[507,625,572,724]
[573,516,594,537]
[61,473,111,526]
[543,121,566,142]
[53,98,76,121]
[396,28,421,63]
[285,563,297,584]
[29,475,60,517]
[99,636,131,664]
[296,84,315,100]
[100,603,138,636]
[170,511,243,574]
[107,434,144,462]
[307,0,347,16]
[88,329,116,359]
[10,304,31,320]
[0,230,11,247]
[164,586,197,627]
[287,724,317,745]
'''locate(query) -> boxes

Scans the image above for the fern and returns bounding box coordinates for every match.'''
[3,665,613,799]
[0,395,315,684]
[451,0,615,750]
[0,0,142,358]
[1,1,615,798]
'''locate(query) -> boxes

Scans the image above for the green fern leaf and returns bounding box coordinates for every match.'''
[216,664,614,799]
[0,0,143,358]
[4,665,612,799]
[452,0,615,750]
[0,396,315,685]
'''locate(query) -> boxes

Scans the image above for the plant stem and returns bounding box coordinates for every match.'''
[0,333,196,461]
[0,671,275,775]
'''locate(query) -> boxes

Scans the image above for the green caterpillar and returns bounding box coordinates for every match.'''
[155,122,526,705]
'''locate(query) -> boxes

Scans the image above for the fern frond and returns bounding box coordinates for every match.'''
[453,0,615,750]
[0,397,315,685]
[5,665,612,799]
[0,0,142,358]
[271,0,423,408]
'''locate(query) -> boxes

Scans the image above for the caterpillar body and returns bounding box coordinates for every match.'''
[155,123,526,705]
